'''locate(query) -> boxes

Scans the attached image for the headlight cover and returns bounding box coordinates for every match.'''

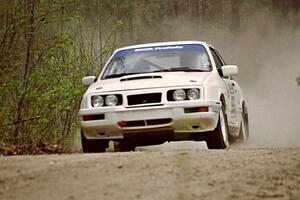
[105,95,118,106]
[167,88,201,101]
[173,89,186,101]
[91,95,104,107]
[187,88,200,100]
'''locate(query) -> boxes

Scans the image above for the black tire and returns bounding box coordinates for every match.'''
[114,140,135,152]
[81,131,108,153]
[206,106,229,149]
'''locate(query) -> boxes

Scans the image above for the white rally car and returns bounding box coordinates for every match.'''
[79,41,249,152]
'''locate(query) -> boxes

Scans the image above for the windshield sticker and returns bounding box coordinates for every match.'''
[114,44,205,57]
[134,46,183,52]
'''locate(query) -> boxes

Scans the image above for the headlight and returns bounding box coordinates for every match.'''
[91,95,104,107]
[187,88,200,100]
[105,95,118,106]
[173,89,186,101]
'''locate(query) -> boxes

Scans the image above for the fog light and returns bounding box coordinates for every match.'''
[82,115,93,121]
[198,107,208,112]
[82,114,105,121]
[184,107,209,113]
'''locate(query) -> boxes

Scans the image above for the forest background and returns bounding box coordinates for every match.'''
[0,0,299,154]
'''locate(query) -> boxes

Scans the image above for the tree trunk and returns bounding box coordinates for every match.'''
[230,0,240,31]
[24,0,35,85]
[13,0,36,143]
[171,0,178,17]
[190,0,200,21]
[96,0,103,70]
[216,0,224,29]
[200,0,207,28]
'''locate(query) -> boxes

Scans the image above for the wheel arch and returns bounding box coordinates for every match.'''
[239,97,248,114]
[219,93,226,112]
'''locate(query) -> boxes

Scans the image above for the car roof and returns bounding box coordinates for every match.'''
[115,41,213,52]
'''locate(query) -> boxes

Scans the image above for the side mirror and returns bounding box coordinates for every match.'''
[82,76,96,86]
[221,65,238,77]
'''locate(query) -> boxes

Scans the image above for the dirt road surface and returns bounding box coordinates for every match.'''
[0,145,299,200]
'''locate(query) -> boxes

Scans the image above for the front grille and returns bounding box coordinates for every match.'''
[127,93,162,106]
[146,118,172,126]
[124,120,145,127]
[119,118,172,128]
[82,114,105,121]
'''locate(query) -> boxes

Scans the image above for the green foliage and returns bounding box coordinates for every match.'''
[297,76,300,85]
[0,0,121,152]
[287,191,299,200]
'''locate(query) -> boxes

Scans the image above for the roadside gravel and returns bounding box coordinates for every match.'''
[0,148,299,200]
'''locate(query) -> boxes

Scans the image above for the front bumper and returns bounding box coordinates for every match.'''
[79,101,221,140]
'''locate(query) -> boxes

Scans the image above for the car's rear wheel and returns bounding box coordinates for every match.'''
[206,105,229,149]
[81,131,108,153]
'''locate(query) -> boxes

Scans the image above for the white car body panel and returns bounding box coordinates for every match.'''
[79,41,246,142]
[87,72,210,94]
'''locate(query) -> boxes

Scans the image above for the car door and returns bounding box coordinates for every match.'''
[225,79,240,126]
[209,48,239,126]
[228,79,243,125]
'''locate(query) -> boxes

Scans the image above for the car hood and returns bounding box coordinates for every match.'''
[87,72,211,93]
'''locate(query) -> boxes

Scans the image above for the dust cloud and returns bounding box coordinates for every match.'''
[82,8,300,150]
[154,11,300,148]
[122,9,300,149]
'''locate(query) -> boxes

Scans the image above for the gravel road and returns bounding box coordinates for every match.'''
[0,145,299,200]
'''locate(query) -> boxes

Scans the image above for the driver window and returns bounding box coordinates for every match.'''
[210,48,226,77]
[210,48,223,69]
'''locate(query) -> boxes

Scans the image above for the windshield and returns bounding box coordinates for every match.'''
[101,44,212,79]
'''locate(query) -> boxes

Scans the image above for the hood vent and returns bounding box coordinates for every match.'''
[120,75,162,82]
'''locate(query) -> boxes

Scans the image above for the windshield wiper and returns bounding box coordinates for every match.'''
[170,67,206,72]
[152,67,207,73]
[104,67,208,79]
[104,73,139,79]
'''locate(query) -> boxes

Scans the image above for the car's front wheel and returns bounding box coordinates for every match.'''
[81,131,108,153]
[238,104,249,142]
[114,140,135,152]
[206,106,229,149]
